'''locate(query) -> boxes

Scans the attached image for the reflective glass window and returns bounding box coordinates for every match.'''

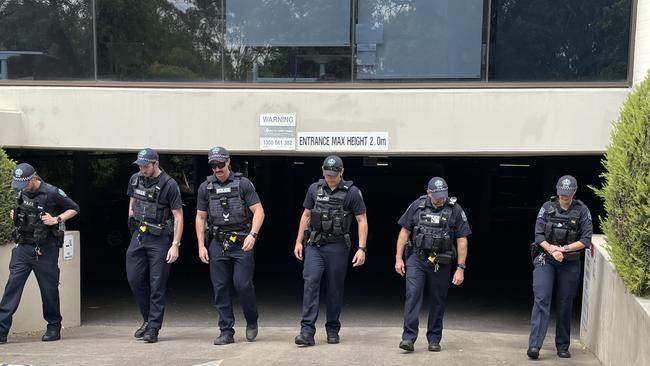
[356,0,484,80]
[489,0,632,81]
[0,0,94,80]
[96,0,224,81]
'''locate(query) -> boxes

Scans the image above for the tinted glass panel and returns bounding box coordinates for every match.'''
[489,0,631,81]
[0,0,94,80]
[96,0,224,81]
[356,0,484,80]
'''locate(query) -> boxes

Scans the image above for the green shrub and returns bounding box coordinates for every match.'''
[594,71,650,296]
[0,148,16,245]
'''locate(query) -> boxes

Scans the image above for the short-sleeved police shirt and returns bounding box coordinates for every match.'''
[534,199,593,247]
[398,197,471,238]
[196,173,261,213]
[302,179,366,216]
[21,181,80,216]
[127,171,183,210]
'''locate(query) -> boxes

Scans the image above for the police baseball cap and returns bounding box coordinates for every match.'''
[556,175,578,196]
[427,177,449,199]
[11,163,36,190]
[208,146,230,163]
[322,155,343,177]
[133,148,159,166]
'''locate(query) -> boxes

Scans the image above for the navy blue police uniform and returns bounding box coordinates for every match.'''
[126,170,182,333]
[528,197,592,354]
[398,196,471,345]
[0,180,79,340]
[300,178,366,338]
[197,172,260,338]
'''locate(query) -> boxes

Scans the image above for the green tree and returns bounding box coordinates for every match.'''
[594,71,650,296]
[0,148,17,245]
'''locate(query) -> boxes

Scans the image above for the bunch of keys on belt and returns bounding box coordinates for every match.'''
[35,246,42,257]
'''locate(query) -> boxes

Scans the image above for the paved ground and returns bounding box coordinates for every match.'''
[0,287,602,365]
[1,325,600,366]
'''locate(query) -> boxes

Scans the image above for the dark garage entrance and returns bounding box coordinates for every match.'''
[5,150,604,331]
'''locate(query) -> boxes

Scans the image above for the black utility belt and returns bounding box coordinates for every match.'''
[544,251,581,262]
[133,220,169,236]
[416,250,453,265]
[215,230,249,243]
[305,231,351,248]
[18,239,56,246]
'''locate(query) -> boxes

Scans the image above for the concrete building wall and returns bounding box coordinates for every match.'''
[0,87,629,154]
[0,231,80,333]
[633,0,650,86]
[580,235,650,366]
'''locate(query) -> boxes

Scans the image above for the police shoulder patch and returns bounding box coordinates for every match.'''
[537,207,545,218]
[586,209,592,221]
[58,189,67,197]
[357,189,363,200]
[460,210,467,222]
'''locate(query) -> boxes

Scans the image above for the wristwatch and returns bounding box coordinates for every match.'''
[56,216,63,223]
[172,240,181,247]
[358,246,367,253]
[249,232,258,239]
[457,263,467,270]
[563,245,570,252]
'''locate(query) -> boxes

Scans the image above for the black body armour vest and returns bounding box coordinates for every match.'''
[544,197,582,246]
[14,189,51,243]
[308,180,353,244]
[207,173,250,232]
[131,172,172,226]
[411,196,455,257]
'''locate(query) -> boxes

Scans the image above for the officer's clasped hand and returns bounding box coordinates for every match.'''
[40,212,58,226]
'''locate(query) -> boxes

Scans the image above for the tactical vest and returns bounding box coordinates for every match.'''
[411,196,455,256]
[14,187,54,243]
[131,172,172,226]
[207,173,250,232]
[308,179,353,243]
[544,197,582,246]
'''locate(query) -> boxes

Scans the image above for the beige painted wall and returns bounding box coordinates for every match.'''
[580,235,650,366]
[0,231,80,334]
[0,87,629,155]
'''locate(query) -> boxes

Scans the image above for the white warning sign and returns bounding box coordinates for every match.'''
[297,132,389,152]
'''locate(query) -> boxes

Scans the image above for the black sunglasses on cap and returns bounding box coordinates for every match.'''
[210,161,227,169]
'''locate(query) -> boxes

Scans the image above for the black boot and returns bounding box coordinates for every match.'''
[246,324,258,342]
[527,347,540,359]
[294,333,315,346]
[143,328,159,343]
[214,333,235,345]
[42,328,61,342]
[399,339,414,352]
[134,321,148,339]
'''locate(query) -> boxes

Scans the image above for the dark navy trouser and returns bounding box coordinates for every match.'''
[300,241,349,336]
[0,241,61,334]
[528,254,581,351]
[209,240,258,336]
[402,254,451,344]
[126,232,172,330]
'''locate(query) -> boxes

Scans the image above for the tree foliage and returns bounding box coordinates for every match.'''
[0,149,17,245]
[594,71,650,296]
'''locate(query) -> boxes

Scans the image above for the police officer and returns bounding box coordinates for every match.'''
[195,147,264,345]
[395,177,470,352]
[293,155,368,346]
[0,163,79,344]
[527,175,592,360]
[126,148,183,343]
